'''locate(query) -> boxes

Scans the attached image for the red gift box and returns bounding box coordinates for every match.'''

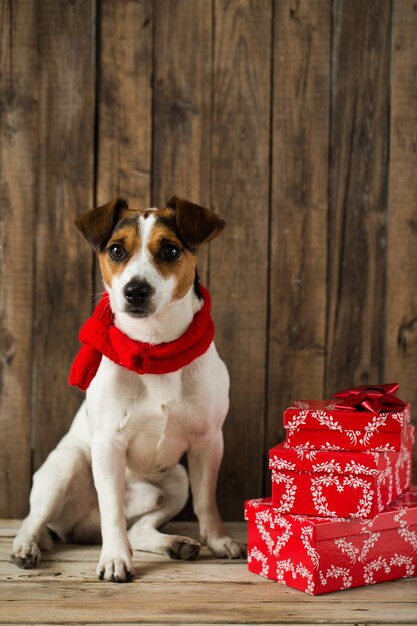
[245,486,417,595]
[270,426,414,518]
[284,399,410,452]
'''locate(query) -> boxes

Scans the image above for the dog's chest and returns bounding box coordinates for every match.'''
[87,348,229,477]
[119,368,209,476]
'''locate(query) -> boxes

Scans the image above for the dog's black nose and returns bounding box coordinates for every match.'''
[124,280,153,305]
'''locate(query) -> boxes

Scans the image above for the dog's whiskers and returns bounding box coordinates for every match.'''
[101,301,112,317]
[91,291,106,306]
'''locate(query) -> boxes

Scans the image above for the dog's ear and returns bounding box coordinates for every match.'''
[166,196,225,248]
[75,198,128,250]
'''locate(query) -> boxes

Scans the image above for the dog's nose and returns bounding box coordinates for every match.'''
[124,280,153,305]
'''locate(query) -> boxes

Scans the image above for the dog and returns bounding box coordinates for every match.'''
[10,196,245,582]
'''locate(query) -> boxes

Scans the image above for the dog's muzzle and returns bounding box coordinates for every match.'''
[123,279,155,316]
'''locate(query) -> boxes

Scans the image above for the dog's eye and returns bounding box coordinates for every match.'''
[108,243,125,261]
[161,244,181,261]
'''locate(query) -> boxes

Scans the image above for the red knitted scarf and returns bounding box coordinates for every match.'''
[69,285,214,391]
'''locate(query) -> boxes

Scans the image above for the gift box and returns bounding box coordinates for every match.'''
[284,384,410,452]
[270,426,414,518]
[245,485,417,595]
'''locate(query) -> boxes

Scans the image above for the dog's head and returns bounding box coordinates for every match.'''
[75,196,225,317]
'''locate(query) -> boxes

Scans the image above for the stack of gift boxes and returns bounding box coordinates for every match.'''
[245,383,417,594]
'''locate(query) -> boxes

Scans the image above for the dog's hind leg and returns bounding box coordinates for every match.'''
[10,442,90,569]
[127,464,201,561]
[71,475,167,545]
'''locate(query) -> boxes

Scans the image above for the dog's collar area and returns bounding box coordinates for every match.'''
[69,286,214,390]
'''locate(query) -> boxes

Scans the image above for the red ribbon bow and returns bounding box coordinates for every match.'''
[333,383,406,415]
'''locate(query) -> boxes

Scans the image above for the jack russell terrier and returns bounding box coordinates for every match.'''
[11,196,246,582]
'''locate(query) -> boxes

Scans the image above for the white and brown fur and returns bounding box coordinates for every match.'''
[10,196,245,582]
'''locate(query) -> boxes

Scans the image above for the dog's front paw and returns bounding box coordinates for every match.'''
[10,538,41,569]
[164,535,201,561]
[96,550,135,583]
[207,535,247,559]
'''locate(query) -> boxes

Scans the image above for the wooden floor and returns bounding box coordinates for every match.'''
[1,520,416,625]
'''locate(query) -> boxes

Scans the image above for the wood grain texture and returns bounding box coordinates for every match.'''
[152,0,212,285]
[1,1,417,522]
[0,1,38,516]
[385,1,417,482]
[0,583,416,623]
[0,581,416,625]
[152,0,212,208]
[325,0,391,395]
[32,0,95,469]
[0,620,363,626]
[97,0,152,207]
[265,0,330,476]
[210,1,271,518]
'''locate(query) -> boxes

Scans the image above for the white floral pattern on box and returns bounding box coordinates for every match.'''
[284,400,410,452]
[245,486,417,594]
[270,426,413,518]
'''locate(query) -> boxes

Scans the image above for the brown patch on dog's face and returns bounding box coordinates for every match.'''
[98,218,140,287]
[147,211,197,300]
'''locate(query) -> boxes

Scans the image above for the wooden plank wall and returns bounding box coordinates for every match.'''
[0,0,416,520]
